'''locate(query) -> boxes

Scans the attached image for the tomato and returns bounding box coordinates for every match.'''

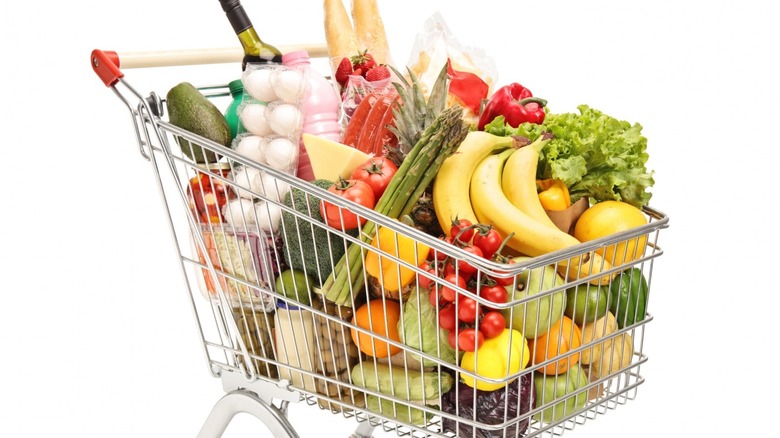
[349,157,398,200]
[429,288,442,308]
[440,273,467,303]
[450,218,475,243]
[457,294,481,324]
[457,245,484,276]
[489,259,517,287]
[431,236,453,262]
[479,284,508,305]
[473,228,503,259]
[457,328,484,352]
[319,179,375,230]
[443,260,458,278]
[447,329,459,350]
[478,311,506,339]
[438,304,458,331]
[417,261,437,290]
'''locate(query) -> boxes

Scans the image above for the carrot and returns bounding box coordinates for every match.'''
[343,92,379,147]
[356,95,395,154]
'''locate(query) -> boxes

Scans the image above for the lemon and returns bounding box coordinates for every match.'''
[573,201,648,267]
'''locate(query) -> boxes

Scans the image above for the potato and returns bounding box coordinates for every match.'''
[592,333,634,378]
[580,311,618,364]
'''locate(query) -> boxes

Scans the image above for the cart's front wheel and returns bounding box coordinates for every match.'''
[197,389,299,438]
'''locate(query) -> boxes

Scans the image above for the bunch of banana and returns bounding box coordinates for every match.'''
[433,131,614,285]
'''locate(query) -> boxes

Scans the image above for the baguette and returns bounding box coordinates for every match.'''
[351,0,391,65]
[324,0,359,73]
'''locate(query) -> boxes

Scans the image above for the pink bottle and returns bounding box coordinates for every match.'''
[282,51,342,181]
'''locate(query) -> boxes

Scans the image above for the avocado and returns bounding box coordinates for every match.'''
[166,82,232,163]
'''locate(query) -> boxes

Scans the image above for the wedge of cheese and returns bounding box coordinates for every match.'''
[302,133,373,181]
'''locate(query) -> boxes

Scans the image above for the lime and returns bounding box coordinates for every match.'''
[564,283,609,326]
[275,269,314,306]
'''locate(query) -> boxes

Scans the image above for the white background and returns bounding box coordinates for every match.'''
[1,0,778,437]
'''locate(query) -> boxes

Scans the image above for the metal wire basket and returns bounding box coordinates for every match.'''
[91,45,668,438]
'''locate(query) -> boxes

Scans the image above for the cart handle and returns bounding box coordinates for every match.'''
[91,43,329,87]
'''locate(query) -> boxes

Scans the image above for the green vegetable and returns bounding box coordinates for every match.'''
[484,105,654,208]
[351,362,453,402]
[351,361,453,426]
[280,179,358,286]
[166,82,231,163]
[365,394,428,426]
[609,267,648,328]
[322,106,469,305]
[398,287,456,367]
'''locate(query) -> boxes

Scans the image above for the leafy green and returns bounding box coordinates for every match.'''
[484,105,654,207]
[397,287,457,367]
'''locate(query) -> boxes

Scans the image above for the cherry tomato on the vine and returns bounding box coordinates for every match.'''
[429,288,442,308]
[417,261,437,290]
[479,283,509,306]
[438,304,458,331]
[457,295,481,324]
[473,228,503,259]
[457,245,484,276]
[479,311,506,339]
[489,259,517,287]
[457,328,484,352]
[450,218,475,243]
[431,236,454,262]
[443,260,458,278]
[447,329,459,350]
[440,273,467,303]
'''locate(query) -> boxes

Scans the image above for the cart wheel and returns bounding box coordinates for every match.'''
[197,389,299,438]
[349,420,375,438]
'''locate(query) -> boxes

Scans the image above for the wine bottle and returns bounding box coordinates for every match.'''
[219,0,283,69]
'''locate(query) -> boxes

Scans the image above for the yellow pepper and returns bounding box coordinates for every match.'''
[537,179,572,211]
[460,328,530,391]
[364,223,431,293]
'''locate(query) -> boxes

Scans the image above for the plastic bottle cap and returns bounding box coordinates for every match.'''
[282,50,310,66]
[228,79,244,95]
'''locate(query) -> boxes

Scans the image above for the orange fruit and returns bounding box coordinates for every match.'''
[573,201,648,267]
[351,299,402,358]
[528,316,582,375]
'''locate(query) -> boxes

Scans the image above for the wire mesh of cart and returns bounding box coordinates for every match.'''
[91,45,669,438]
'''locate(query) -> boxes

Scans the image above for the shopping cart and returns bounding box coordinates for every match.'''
[90,44,669,438]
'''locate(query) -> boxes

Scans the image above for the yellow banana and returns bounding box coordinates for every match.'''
[470,148,614,286]
[501,137,560,231]
[432,131,515,235]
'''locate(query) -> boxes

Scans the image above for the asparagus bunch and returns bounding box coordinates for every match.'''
[321,106,468,305]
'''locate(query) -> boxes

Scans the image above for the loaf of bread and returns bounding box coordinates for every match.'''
[324,0,359,74]
[351,0,391,65]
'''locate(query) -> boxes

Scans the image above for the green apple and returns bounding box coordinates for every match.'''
[564,283,609,326]
[275,268,313,306]
[502,257,567,339]
[533,363,589,424]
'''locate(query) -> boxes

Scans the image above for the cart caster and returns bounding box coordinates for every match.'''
[197,389,299,438]
[349,420,375,438]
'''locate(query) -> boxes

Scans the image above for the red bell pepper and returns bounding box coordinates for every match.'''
[447,59,490,115]
[477,83,547,130]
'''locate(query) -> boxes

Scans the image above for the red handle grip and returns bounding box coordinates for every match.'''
[91,49,123,87]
